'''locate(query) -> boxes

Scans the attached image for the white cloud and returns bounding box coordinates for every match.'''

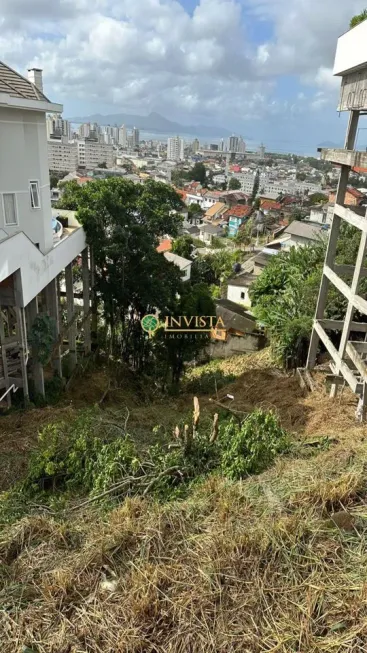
[0,0,365,130]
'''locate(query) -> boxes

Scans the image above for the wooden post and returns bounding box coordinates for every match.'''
[307,110,360,370]
[65,263,77,371]
[90,247,98,352]
[0,306,11,407]
[82,247,91,354]
[15,306,29,403]
[26,297,45,398]
[45,277,62,377]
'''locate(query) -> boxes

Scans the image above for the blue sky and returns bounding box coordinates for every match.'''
[0,0,366,153]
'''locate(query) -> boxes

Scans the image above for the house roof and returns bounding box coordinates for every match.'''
[220,191,250,202]
[227,273,258,288]
[185,225,200,235]
[224,205,252,219]
[284,221,324,241]
[260,200,282,211]
[199,224,222,235]
[215,299,258,334]
[0,61,49,102]
[164,251,191,270]
[205,202,226,217]
[346,187,365,199]
[157,239,172,253]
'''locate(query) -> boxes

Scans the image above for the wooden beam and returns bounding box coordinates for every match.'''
[334,264,367,278]
[324,265,367,315]
[319,148,367,168]
[320,319,367,332]
[334,204,367,232]
[348,341,367,353]
[313,320,360,393]
[346,342,367,382]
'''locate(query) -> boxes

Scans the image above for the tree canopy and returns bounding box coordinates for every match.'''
[191,162,207,186]
[228,177,241,191]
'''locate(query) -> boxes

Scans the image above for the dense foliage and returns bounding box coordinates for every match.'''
[228,177,241,190]
[20,407,287,505]
[350,10,367,28]
[250,224,366,368]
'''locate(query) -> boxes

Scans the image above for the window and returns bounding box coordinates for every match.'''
[3,193,17,225]
[30,181,41,209]
[240,292,245,300]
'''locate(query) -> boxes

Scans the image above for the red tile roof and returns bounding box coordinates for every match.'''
[224,205,252,219]
[157,239,172,253]
[346,186,365,199]
[260,200,282,211]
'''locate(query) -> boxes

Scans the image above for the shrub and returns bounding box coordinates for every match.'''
[220,410,288,479]
[23,410,138,495]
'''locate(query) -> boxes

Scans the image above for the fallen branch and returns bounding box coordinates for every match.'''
[143,467,181,496]
[99,380,111,406]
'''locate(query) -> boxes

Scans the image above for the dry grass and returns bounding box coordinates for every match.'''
[2,440,367,652]
[2,351,367,651]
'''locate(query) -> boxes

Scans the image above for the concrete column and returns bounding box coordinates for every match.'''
[45,277,62,377]
[26,297,45,398]
[82,248,91,354]
[65,263,77,371]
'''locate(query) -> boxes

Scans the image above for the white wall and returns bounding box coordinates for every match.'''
[0,107,53,253]
[227,284,251,307]
[0,227,86,307]
[334,20,367,76]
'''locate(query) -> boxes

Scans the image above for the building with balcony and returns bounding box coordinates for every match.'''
[0,61,91,406]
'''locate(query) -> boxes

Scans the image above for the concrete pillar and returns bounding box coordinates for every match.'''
[82,248,91,354]
[26,297,45,398]
[45,277,62,377]
[65,263,77,371]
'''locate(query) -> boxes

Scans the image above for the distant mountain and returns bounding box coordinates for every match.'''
[67,111,232,138]
[317,140,342,148]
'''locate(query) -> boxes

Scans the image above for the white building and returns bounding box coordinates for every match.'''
[0,61,91,404]
[167,136,184,161]
[48,137,78,172]
[77,139,114,169]
[164,252,191,281]
[46,113,71,140]
[133,127,140,148]
[119,124,128,148]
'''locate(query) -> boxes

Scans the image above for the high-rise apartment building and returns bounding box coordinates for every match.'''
[192,138,200,153]
[229,135,239,152]
[167,136,184,161]
[119,125,128,148]
[48,137,78,172]
[77,139,114,169]
[46,114,71,140]
[132,127,140,148]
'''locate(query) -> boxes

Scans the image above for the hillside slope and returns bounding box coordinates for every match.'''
[1,353,367,652]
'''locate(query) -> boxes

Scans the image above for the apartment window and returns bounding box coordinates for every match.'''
[240,292,245,300]
[3,193,18,225]
[30,181,41,209]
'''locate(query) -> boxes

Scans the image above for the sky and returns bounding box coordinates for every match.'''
[1,0,367,153]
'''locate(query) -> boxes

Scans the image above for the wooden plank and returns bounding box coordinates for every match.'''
[334,264,367,278]
[319,148,367,168]
[320,319,367,332]
[346,342,367,382]
[314,320,361,392]
[334,204,367,232]
[324,265,367,315]
[348,341,367,353]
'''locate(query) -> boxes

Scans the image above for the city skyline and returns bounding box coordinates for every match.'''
[3,0,366,152]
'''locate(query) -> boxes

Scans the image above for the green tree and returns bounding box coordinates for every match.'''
[251,171,260,204]
[172,235,194,260]
[350,10,367,28]
[49,170,69,189]
[172,169,190,188]
[296,172,307,182]
[188,203,204,221]
[73,177,184,368]
[154,283,215,386]
[97,161,107,169]
[56,180,84,210]
[191,162,207,186]
[308,192,329,204]
[228,177,241,191]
